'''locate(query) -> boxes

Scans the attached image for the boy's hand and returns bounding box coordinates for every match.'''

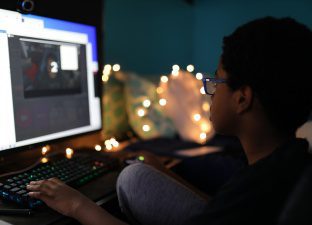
[27,178,91,217]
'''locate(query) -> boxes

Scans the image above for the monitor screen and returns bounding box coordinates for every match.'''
[0,9,102,153]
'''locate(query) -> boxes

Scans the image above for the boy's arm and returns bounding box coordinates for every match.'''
[27,178,127,225]
[74,198,127,225]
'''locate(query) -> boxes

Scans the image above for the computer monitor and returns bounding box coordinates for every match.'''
[0,8,102,154]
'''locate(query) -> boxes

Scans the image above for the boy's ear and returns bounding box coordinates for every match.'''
[235,85,253,114]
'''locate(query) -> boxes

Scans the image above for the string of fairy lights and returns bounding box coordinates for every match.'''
[38,64,212,158]
[102,63,212,147]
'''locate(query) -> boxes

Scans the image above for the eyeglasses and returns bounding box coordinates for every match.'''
[202,77,228,95]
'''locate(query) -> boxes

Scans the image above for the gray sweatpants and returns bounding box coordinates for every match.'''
[116,163,208,225]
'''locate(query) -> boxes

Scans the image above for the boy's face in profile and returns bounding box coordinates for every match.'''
[209,60,241,136]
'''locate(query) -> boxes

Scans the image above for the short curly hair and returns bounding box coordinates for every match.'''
[221,17,312,135]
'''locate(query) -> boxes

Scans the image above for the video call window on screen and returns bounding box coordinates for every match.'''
[0,9,102,152]
[18,37,83,98]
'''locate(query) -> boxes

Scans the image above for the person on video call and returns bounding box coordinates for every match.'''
[27,17,312,225]
[34,52,62,90]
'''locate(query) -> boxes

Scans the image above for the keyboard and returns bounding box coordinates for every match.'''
[0,152,120,209]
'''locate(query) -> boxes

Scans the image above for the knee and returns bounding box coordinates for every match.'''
[117,163,151,194]
[116,163,153,214]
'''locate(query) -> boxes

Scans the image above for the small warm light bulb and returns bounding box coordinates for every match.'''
[112,140,119,148]
[200,87,206,95]
[202,102,210,111]
[160,76,169,83]
[41,145,50,155]
[110,138,119,147]
[41,157,48,163]
[187,65,194,72]
[66,148,74,159]
[143,99,151,108]
[196,73,203,80]
[104,64,112,72]
[105,140,111,146]
[112,64,120,72]
[172,65,180,71]
[156,87,164,94]
[104,67,111,74]
[201,122,212,132]
[102,74,109,82]
[193,114,201,121]
[110,138,117,144]
[200,132,207,140]
[172,70,179,77]
[105,138,114,151]
[142,124,151,132]
[41,147,48,155]
[106,144,113,151]
[137,108,146,117]
[159,98,167,106]
[95,145,102,151]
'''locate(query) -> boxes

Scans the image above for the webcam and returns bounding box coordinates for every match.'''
[17,0,35,14]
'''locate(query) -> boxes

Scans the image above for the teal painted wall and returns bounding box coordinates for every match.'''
[104,0,194,75]
[193,0,312,73]
[103,0,312,75]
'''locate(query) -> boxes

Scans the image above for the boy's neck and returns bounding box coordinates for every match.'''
[239,131,294,165]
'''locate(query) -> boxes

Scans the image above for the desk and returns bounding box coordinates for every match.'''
[0,133,182,225]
